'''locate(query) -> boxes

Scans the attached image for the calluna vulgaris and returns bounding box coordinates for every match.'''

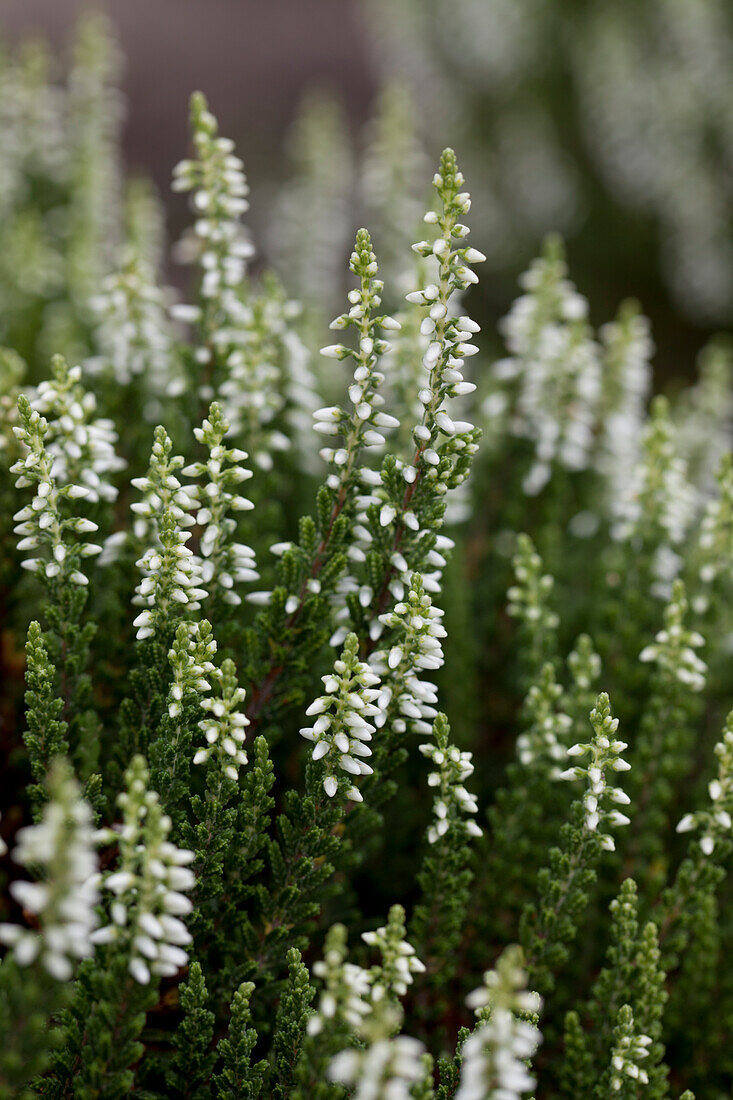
[0,16,732,1100]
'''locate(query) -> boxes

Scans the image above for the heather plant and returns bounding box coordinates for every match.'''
[1,33,733,1100]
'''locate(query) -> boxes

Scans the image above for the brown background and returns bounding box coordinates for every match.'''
[1,0,376,219]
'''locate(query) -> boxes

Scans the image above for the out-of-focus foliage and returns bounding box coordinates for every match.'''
[363,0,733,344]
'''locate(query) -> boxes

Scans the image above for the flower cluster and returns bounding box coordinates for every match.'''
[308,228,405,636]
[609,1005,652,1092]
[419,712,482,844]
[402,148,483,493]
[639,580,707,693]
[362,904,425,1000]
[693,453,733,605]
[307,923,373,1037]
[327,1035,426,1100]
[516,663,572,771]
[217,276,308,470]
[325,150,483,649]
[317,228,400,489]
[299,633,380,801]
[559,693,631,850]
[596,301,653,511]
[183,402,258,605]
[371,573,446,738]
[167,620,217,720]
[171,91,253,369]
[130,424,195,543]
[30,355,124,502]
[92,755,195,985]
[613,396,697,590]
[132,427,207,640]
[194,656,250,781]
[458,945,542,1100]
[89,256,175,393]
[0,761,99,980]
[507,533,559,676]
[507,534,558,630]
[12,395,102,587]
[6,46,733,1100]
[311,918,428,1100]
[677,717,733,856]
[675,340,733,497]
[133,514,207,641]
[495,235,600,495]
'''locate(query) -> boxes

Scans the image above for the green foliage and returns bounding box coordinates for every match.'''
[22,621,69,818]
[0,24,732,1100]
[50,951,157,1098]
[0,957,69,1099]
[167,961,216,1099]
[520,694,630,994]
[214,982,267,1099]
[271,948,315,1099]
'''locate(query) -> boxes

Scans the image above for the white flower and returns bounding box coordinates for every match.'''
[91,756,195,984]
[638,579,707,693]
[194,656,250,781]
[516,663,572,772]
[12,396,103,588]
[596,302,653,515]
[419,713,481,845]
[132,427,208,639]
[692,453,733,609]
[29,356,125,504]
[315,228,397,488]
[308,923,373,1037]
[129,424,195,543]
[313,911,428,1100]
[217,279,318,471]
[458,946,542,1100]
[90,256,177,394]
[507,533,559,640]
[167,620,217,719]
[495,237,600,494]
[558,693,630,850]
[172,91,255,405]
[182,402,258,606]
[328,1035,426,1100]
[361,905,425,999]
[402,150,483,510]
[0,761,100,980]
[609,1006,652,1091]
[300,634,380,801]
[612,397,697,592]
[133,520,207,639]
[371,573,446,739]
[675,720,733,858]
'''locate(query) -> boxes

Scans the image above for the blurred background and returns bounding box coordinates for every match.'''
[3,0,733,377]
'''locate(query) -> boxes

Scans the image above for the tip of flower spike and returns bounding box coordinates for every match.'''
[189,89,215,134]
[350,228,378,279]
[437,148,457,187]
[50,353,68,378]
[542,232,566,264]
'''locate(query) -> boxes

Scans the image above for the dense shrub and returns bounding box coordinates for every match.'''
[0,16,732,1100]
